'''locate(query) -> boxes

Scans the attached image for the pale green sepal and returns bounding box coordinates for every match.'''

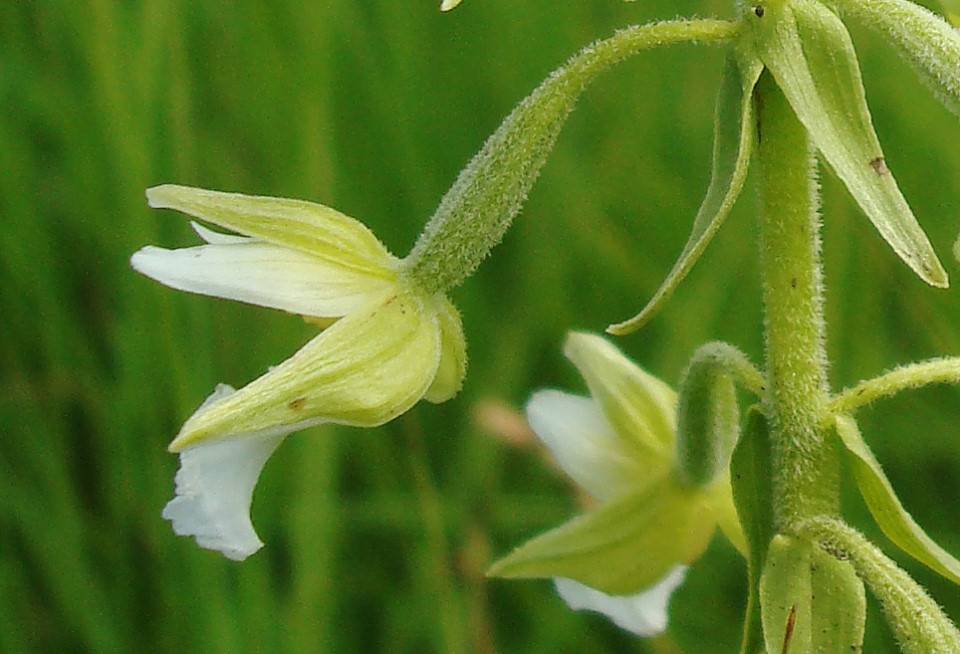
[563,332,676,470]
[752,0,948,288]
[146,185,398,277]
[826,0,960,115]
[169,289,443,451]
[759,534,866,654]
[423,296,466,403]
[486,476,716,596]
[834,414,960,584]
[798,516,960,654]
[608,51,763,335]
[730,408,774,654]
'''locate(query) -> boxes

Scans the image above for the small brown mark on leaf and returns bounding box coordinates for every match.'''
[288,397,307,411]
[755,5,765,17]
[869,156,889,176]
[782,604,797,654]
[790,277,798,289]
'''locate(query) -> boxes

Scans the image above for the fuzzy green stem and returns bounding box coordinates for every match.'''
[402,19,739,294]
[797,516,960,654]
[829,356,960,415]
[754,73,838,527]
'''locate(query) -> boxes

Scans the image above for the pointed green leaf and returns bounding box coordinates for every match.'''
[730,408,774,654]
[759,534,866,654]
[608,52,763,335]
[486,476,716,595]
[834,414,960,584]
[826,0,960,115]
[751,0,947,287]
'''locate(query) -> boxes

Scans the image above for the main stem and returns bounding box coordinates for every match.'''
[755,73,839,527]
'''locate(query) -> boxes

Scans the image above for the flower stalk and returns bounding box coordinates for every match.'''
[403,19,739,295]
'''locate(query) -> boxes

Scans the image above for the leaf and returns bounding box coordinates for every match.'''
[825,0,960,116]
[730,408,774,654]
[834,414,960,584]
[750,0,947,288]
[608,51,763,335]
[759,534,866,654]
[486,476,716,595]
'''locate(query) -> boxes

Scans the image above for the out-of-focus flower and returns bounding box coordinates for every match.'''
[489,332,744,636]
[132,184,465,560]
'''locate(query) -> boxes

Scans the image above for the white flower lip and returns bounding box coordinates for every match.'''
[160,384,322,561]
[553,566,688,636]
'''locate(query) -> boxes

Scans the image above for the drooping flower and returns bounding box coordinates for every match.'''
[489,332,744,636]
[132,184,465,561]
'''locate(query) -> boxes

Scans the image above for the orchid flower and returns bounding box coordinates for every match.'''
[489,333,745,636]
[132,184,465,561]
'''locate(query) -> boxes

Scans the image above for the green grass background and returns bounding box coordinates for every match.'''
[2,0,960,652]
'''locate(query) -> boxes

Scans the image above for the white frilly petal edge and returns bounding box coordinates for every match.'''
[161,384,319,561]
[553,566,688,636]
[525,389,644,502]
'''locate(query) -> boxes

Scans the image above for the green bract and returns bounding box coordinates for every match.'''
[799,517,960,654]
[759,534,865,654]
[834,415,960,584]
[749,0,947,288]
[609,52,762,333]
[613,0,960,336]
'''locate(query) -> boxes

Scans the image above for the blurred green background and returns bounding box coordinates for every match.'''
[3,0,960,652]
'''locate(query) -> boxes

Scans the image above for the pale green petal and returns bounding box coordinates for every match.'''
[562,332,676,470]
[147,185,398,277]
[609,51,762,334]
[487,476,716,595]
[834,414,960,584]
[423,296,466,403]
[751,0,947,287]
[169,289,443,451]
[760,534,866,654]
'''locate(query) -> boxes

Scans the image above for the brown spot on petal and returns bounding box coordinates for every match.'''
[870,156,889,176]
[288,397,307,411]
